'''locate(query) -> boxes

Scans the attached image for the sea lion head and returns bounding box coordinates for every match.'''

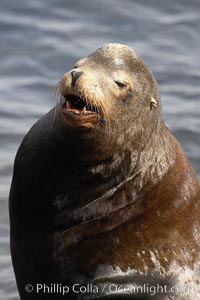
[59,43,163,150]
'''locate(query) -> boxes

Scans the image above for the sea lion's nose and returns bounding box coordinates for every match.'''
[71,71,83,87]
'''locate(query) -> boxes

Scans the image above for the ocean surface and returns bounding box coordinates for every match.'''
[0,0,200,299]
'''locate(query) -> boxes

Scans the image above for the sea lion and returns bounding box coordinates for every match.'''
[9,43,200,300]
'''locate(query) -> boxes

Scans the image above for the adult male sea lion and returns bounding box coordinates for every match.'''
[9,43,200,299]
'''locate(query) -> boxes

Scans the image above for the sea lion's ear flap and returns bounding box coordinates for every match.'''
[150,96,157,110]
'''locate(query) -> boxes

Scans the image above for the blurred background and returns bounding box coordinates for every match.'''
[0,0,200,299]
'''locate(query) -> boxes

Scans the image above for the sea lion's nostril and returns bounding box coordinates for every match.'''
[71,71,83,87]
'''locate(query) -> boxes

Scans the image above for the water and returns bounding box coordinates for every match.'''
[0,0,200,299]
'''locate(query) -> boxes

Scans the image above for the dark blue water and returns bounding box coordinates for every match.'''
[0,0,200,298]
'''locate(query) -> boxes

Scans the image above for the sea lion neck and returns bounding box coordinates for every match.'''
[53,117,174,224]
[56,104,172,186]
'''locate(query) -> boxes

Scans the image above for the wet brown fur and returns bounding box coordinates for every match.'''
[9,43,200,299]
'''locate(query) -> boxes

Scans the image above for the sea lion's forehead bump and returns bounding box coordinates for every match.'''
[88,43,138,69]
[94,43,138,59]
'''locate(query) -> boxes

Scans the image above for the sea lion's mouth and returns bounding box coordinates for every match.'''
[61,94,104,127]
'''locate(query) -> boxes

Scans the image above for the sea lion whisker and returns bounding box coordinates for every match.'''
[94,101,98,115]
[55,81,63,104]
[93,98,99,115]
[85,96,89,110]
[53,82,64,124]
[100,101,111,134]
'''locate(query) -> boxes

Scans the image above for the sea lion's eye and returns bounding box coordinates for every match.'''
[114,81,126,89]
[73,65,78,69]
